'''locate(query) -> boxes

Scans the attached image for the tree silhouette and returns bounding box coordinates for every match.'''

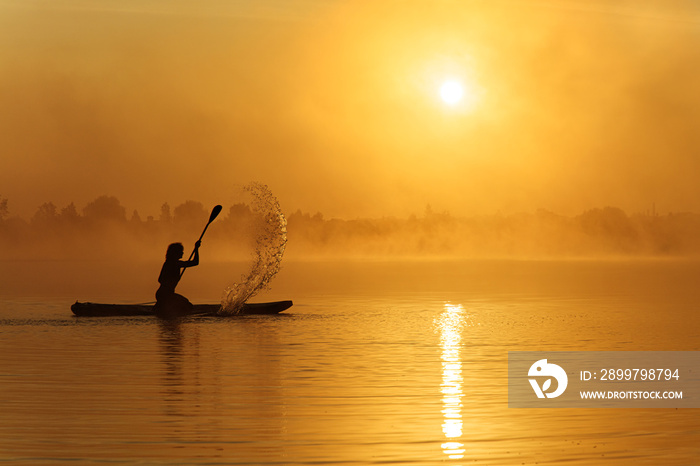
[173,200,207,231]
[0,195,8,222]
[59,203,80,225]
[3,192,700,259]
[159,203,172,224]
[31,202,59,228]
[82,195,127,225]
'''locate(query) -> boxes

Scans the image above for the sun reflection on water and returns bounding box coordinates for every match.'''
[437,303,466,460]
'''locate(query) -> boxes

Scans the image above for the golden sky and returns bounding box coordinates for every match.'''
[2,0,700,218]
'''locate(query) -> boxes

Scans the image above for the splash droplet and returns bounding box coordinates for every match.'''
[219,183,287,315]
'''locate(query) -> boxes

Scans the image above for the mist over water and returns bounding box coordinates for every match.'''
[219,183,287,314]
[1,260,698,465]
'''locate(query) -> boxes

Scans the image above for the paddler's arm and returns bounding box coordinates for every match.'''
[180,241,201,268]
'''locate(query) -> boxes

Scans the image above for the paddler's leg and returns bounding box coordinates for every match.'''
[154,293,193,318]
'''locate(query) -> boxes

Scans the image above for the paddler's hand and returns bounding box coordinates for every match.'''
[195,240,202,249]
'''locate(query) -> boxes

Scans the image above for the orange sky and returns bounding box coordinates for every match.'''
[2,0,700,219]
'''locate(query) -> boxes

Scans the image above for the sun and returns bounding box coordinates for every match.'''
[439,80,464,106]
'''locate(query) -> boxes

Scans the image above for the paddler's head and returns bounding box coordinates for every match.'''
[165,242,184,260]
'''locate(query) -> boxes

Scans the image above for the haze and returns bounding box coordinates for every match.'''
[2,0,700,220]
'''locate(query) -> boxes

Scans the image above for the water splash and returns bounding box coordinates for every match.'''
[219,183,287,315]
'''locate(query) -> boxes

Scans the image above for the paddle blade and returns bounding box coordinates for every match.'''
[209,205,223,223]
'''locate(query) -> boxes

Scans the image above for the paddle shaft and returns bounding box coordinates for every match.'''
[180,205,222,279]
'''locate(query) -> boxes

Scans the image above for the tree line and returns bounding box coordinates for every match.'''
[0,195,261,260]
[2,194,700,259]
[286,205,700,257]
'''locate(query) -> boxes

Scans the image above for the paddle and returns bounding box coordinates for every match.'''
[179,205,222,279]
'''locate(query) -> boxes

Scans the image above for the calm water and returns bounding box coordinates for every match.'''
[0,259,699,465]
